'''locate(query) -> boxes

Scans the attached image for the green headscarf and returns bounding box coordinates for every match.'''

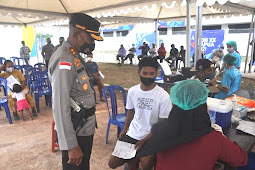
[170,79,209,110]
[223,53,236,65]
[226,41,237,50]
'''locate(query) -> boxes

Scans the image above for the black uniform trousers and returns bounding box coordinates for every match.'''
[62,135,94,170]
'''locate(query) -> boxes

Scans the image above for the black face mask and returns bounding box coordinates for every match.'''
[80,43,95,54]
[140,76,155,86]
[205,72,216,80]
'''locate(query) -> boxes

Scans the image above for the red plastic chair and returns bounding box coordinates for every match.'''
[52,120,59,153]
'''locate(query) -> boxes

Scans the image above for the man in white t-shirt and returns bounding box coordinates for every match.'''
[108,57,172,169]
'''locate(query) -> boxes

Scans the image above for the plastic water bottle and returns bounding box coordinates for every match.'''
[232,94,237,106]
[208,109,216,124]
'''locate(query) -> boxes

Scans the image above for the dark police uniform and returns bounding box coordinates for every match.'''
[48,13,103,170]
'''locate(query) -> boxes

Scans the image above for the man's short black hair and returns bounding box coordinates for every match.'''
[13,84,22,93]
[21,41,25,45]
[138,57,158,71]
[59,37,64,39]
[47,38,51,40]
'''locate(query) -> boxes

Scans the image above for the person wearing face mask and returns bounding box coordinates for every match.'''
[85,52,105,102]
[225,41,241,70]
[41,38,54,67]
[108,57,172,170]
[211,54,242,99]
[0,60,38,121]
[191,59,216,83]
[212,46,224,70]
[48,13,103,170]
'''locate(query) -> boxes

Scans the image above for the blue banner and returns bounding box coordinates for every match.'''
[136,32,155,55]
[101,25,134,32]
[158,20,185,28]
[191,30,225,59]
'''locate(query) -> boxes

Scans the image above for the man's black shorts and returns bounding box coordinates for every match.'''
[120,135,139,144]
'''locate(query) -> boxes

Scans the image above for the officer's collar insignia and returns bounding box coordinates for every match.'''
[82,74,87,81]
[70,47,77,55]
[83,83,88,91]
[73,57,81,67]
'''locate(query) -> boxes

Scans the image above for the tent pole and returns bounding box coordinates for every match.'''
[185,0,191,67]
[250,20,255,73]
[195,5,203,67]
[40,27,43,63]
[155,6,162,49]
[245,13,254,73]
[155,19,159,49]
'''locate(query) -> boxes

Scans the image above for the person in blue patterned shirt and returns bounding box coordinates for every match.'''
[20,41,31,65]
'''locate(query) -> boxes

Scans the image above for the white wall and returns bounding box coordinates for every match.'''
[0,25,23,59]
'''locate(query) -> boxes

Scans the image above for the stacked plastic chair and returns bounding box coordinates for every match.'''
[13,57,24,66]
[103,85,127,144]
[34,63,47,71]
[28,71,52,113]
[0,57,6,65]
[26,67,41,84]
[0,78,12,124]
[20,65,33,78]
[10,56,17,63]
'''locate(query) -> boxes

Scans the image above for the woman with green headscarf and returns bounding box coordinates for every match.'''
[137,80,247,170]
[212,54,242,99]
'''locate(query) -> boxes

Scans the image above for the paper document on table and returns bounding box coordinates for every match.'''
[112,140,137,159]
[236,120,255,136]
[6,75,20,90]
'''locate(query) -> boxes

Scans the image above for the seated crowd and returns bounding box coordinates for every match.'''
[116,42,186,68]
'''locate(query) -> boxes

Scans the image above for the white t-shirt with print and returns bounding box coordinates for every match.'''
[12,90,28,101]
[126,84,172,140]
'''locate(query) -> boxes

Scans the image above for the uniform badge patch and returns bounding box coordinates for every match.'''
[82,74,87,81]
[59,62,71,70]
[83,83,88,91]
[73,58,81,67]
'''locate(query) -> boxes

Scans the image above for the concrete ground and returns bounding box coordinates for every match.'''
[0,87,124,170]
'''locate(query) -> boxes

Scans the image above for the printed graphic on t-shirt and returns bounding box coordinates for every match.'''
[137,97,154,110]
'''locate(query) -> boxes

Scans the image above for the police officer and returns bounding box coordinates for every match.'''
[48,13,103,170]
